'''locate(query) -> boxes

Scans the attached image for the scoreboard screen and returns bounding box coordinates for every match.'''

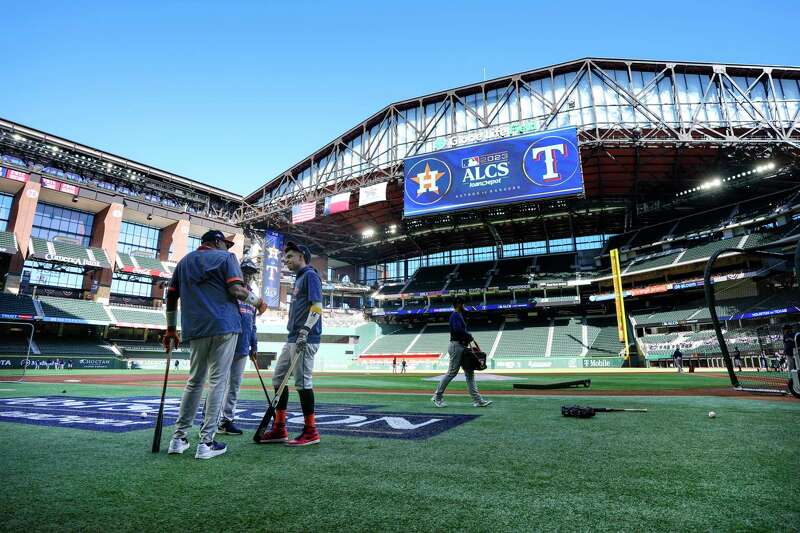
[403,126,584,217]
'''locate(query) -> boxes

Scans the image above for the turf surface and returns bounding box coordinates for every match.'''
[1,377,798,532]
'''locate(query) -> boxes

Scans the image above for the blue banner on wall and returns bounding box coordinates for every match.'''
[262,230,284,309]
[403,126,584,217]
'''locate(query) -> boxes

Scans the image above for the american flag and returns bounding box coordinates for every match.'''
[291,201,316,224]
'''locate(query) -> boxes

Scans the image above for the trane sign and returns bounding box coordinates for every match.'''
[403,126,584,217]
[41,253,102,268]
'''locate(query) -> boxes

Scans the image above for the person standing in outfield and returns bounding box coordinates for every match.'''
[673,347,683,373]
[783,325,796,371]
[174,359,179,371]
[259,241,323,446]
[163,230,267,460]
[432,297,492,408]
[401,359,407,374]
[392,356,397,374]
[217,258,260,436]
[733,347,743,372]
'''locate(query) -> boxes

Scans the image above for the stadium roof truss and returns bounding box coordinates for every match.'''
[237,58,800,262]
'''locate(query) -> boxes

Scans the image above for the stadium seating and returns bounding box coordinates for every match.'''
[533,254,575,275]
[406,324,450,354]
[469,323,501,351]
[29,237,111,267]
[494,322,549,358]
[447,260,494,291]
[491,257,533,288]
[586,319,622,355]
[0,293,38,317]
[37,296,111,323]
[107,306,166,327]
[0,338,35,355]
[363,324,424,354]
[549,318,584,357]
[680,237,744,263]
[0,230,18,253]
[116,341,189,356]
[376,284,405,297]
[404,265,456,293]
[36,338,117,356]
[624,251,681,273]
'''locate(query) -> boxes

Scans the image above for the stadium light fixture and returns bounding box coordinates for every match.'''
[12,134,23,141]
[388,224,397,234]
[362,228,376,239]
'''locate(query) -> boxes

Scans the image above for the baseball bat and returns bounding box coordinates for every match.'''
[253,344,303,442]
[151,349,172,453]
[250,353,272,404]
[593,407,648,412]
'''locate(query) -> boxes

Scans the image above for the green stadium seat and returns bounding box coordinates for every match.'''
[37,296,111,324]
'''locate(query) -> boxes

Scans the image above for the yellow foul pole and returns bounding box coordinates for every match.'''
[609,248,630,359]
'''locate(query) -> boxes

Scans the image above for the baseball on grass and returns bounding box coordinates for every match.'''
[708,411,716,418]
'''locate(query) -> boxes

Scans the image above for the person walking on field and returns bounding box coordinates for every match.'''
[258,241,324,446]
[733,347,744,372]
[401,359,407,374]
[432,297,491,408]
[163,230,267,460]
[673,347,683,373]
[392,356,397,374]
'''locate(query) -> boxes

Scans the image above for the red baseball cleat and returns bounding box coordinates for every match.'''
[258,424,288,443]
[286,426,320,446]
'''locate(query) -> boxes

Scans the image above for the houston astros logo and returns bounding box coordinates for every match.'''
[405,158,452,205]
[522,135,580,187]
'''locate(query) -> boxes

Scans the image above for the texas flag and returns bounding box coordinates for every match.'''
[323,191,351,215]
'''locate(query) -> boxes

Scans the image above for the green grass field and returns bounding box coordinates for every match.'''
[1,373,798,532]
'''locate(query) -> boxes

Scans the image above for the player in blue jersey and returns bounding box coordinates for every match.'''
[217,258,260,435]
[432,296,492,408]
[258,241,323,446]
[163,230,267,460]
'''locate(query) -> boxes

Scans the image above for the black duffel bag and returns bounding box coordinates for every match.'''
[460,341,487,371]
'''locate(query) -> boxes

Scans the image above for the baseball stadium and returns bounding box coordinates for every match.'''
[1,58,799,531]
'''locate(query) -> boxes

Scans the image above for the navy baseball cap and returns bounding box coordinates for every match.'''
[284,241,311,264]
[201,230,235,249]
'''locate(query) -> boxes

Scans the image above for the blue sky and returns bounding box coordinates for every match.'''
[1,1,797,196]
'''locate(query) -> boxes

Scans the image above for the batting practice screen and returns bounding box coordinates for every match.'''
[403,126,585,217]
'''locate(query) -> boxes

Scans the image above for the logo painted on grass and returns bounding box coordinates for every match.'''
[0,397,478,439]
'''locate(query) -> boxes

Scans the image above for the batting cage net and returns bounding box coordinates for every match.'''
[0,321,35,383]
[703,233,800,397]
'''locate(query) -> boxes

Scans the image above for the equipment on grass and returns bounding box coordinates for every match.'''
[514,379,591,390]
[151,350,172,453]
[703,233,800,399]
[460,341,487,372]
[561,405,647,418]
[708,411,716,418]
[253,345,303,442]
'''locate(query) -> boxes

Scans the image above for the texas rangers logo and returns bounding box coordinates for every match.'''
[522,135,581,187]
[404,158,452,206]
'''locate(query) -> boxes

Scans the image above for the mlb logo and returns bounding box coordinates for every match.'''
[461,156,480,168]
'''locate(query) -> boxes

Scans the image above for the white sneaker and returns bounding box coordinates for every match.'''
[431,395,446,408]
[195,441,227,460]
[473,399,493,407]
[167,437,190,454]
